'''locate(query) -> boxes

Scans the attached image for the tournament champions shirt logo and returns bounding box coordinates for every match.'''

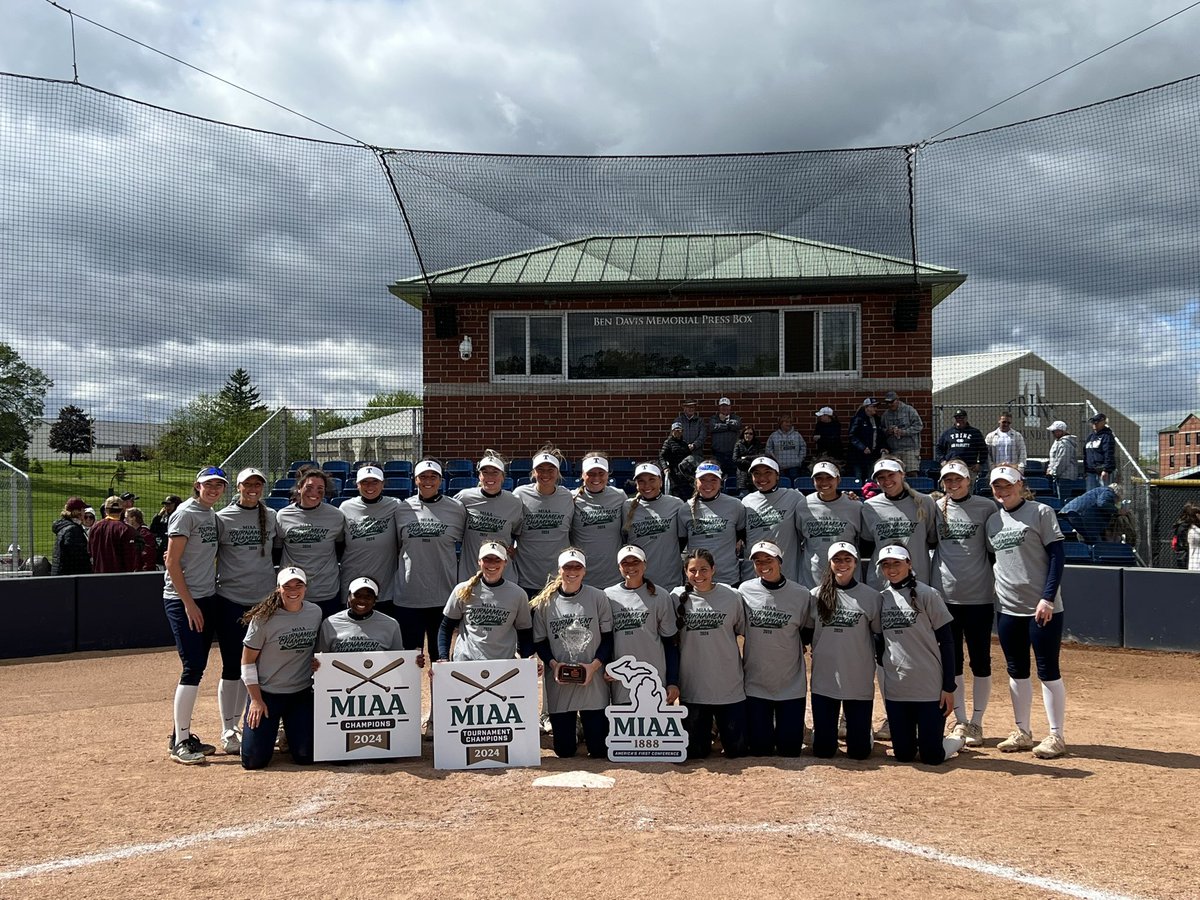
[825,602,863,630]
[408,519,450,539]
[285,525,331,546]
[805,518,849,539]
[347,516,391,540]
[550,615,593,640]
[746,505,783,530]
[576,505,619,527]
[881,605,918,630]
[524,511,565,533]
[991,525,1029,552]
[278,626,317,652]
[687,514,728,537]
[466,509,508,535]
[631,514,673,538]
[747,606,792,631]
[875,518,918,541]
[197,522,218,545]
[225,524,265,546]
[683,608,726,632]
[939,520,980,542]
[612,607,651,633]
[465,604,511,630]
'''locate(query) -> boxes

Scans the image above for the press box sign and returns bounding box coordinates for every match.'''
[313,651,422,761]
[432,659,540,770]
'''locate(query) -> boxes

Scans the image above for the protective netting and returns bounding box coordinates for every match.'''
[3,69,1200,566]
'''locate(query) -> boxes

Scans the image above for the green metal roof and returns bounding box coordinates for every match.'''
[389,232,965,307]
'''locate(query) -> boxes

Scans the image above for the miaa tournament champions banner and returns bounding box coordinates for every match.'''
[313,650,422,762]
[432,659,540,770]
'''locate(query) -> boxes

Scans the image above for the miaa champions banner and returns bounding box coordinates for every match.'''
[313,651,422,761]
[432,659,540,770]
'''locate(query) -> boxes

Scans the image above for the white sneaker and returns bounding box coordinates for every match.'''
[421,714,433,741]
[221,728,241,755]
[1032,733,1066,759]
[949,720,969,741]
[837,713,847,739]
[874,719,891,742]
[942,734,966,761]
[962,721,985,748]
[997,728,1035,752]
[275,724,289,753]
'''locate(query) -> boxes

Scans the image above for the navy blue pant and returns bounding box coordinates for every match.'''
[745,696,806,757]
[213,596,251,681]
[885,699,949,765]
[164,594,220,686]
[549,709,609,758]
[395,605,443,658]
[684,701,746,759]
[948,603,993,678]
[241,688,314,769]
[313,595,343,620]
[810,693,873,759]
[997,611,1063,681]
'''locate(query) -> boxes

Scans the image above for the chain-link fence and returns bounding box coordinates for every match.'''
[1149,481,1200,568]
[0,459,35,577]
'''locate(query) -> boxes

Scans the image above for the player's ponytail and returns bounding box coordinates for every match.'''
[625,493,642,531]
[816,564,840,625]
[241,587,284,625]
[257,499,268,557]
[643,576,657,597]
[456,571,484,604]
[530,571,564,610]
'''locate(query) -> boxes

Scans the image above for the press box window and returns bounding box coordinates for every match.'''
[782,308,858,373]
[492,315,564,378]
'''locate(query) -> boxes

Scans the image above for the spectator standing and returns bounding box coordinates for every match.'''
[1045,420,1080,491]
[1187,505,1200,572]
[708,397,741,476]
[936,409,988,473]
[151,495,183,566]
[847,398,885,480]
[124,507,158,571]
[732,425,765,494]
[50,497,92,576]
[1083,412,1117,489]
[82,507,96,536]
[881,391,924,475]
[765,416,807,479]
[89,496,141,572]
[660,423,695,501]
[120,491,139,512]
[985,412,1027,472]
[811,407,844,465]
[673,400,708,467]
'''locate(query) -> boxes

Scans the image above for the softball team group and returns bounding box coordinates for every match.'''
[161,448,1069,769]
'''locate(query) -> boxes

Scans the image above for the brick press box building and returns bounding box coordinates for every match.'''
[389,232,965,464]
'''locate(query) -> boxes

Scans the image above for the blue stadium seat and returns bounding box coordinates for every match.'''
[342,485,360,497]
[723,487,741,497]
[918,459,939,479]
[445,458,474,479]
[724,476,740,493]
[502,478,514,492]
[288,460,317,475]
[264,497,289,511]
[1025,476,1052,495]
[327,478,343,496]
[609,457,635,477]
[776,477,792,489]
[385,477,412,494]
[330,496,349,507]
[382,460,413,476]
[559,460,575,477]
[1041,495,1064,511]
[907,476,936,493]
[274,477,295,491]
[1063,542,1093,564]
[447,476,476,496]
[838,477,861,493]
[1023,460,1046,476]
[1092,542,1138,567]
[562,477,582,490]
[509,458,533,479]
[350,460,375,473]
[1057,515,1075,538]
[792,477,815,493]
[323,460,351,478]
[1058,479,1086,497]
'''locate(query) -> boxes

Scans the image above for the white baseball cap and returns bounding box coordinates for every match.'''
[348,576,379,595]
[989,465,1022,484]
[696,461,723,478]
[356,465,384,483]
[816,406,834,417]
[1047,420,1068,432]
[939,460,971,481]
[811,461,840,479]
[558,548,586,568]
[828,541,859,560]
[873,458,904,476]
[634,462,663,478]
[718,397,732,406]
[277,566,307,586]
[414,460,443,477]
[236,467,267,485]
[878,544,911,562]
[478,541,507,561]
[749,456,780,473]
[749,540,782,559]
[582,455,609,473]
[617,544,646,563]
[532,452,560,469]
[477,455,506,472]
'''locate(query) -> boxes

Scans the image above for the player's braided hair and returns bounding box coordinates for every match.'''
[675,548,715,631]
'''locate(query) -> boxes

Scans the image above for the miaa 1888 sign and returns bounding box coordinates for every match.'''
[432,659,540,770]
[313,651,422,761]
[604,656,688,763]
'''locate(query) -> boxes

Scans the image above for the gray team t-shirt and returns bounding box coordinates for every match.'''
[532,585,613,713]
[395,494,466,608]
[739,577,812,702]
[796,493,863,589]
[317,609,404,652]
[276,502,346,601]
[511,484,575,592]
[163,498,219,600]
[932,495,997,605]
[215,502,279,606]
[243,601,322,694]
[442,577,531,661]
[604,581,678,703]
[879,580,954,702]
[674,583,746,706]
[806,580,883,702]
[622,493,687,591]
[987,500,1065,616]
[338,495,402,605]
[684,492,747,586]
[861,491,938,588]
[457,487,524,581]
[570,486,628,588]
[741,488,803,582]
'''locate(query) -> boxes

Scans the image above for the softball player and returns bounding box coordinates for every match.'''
[276,466,346,618]
[531,548,614,758]
[239,566,322,769]
[740,456,803,582]
[795,460,862,589]
[213,467,279,754]
[877,545,965,766]
[570,454,627,589]
[604,544,679,705]
[739,540,813,757]
[338,465,402,614]
[807,542,882,760]
[437,541,533,662]
[986,465,1068,759]
[684,460,747,586]
[622,462,687,591]
[511,451,575,597]
[456,451,523,582]
[861,456,938,588]
[931,460,998,747]
[317,576,404,652]
[674,548,746,759]
[163,465,228,765]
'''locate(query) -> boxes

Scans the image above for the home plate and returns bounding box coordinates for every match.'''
[532,771,615,789]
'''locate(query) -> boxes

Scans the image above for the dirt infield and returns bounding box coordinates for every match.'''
[2,642,1198,899]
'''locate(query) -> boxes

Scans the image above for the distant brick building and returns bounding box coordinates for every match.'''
[390,232,964,465]
[1159,414,1200,477]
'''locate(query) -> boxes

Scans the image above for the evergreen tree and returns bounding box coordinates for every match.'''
[215,368,267,417]
[47,405,95,465]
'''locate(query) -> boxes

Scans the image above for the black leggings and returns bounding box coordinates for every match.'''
[885,699,950,765]
[948,603,993,678]
[810,693,873,760]
[395,606,444,658]
[683,701,746,759]
[549,709,608,758]
[997,611,1063,681]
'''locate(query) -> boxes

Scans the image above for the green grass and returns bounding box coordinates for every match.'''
[24,459,201,559]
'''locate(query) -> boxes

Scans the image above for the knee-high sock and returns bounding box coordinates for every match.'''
[173,684,200,742]
[218,678,243,732]
[971,675,992,725]
[1008,677,1033,733]
[953,674,966,722]
[1041,679,1066,737]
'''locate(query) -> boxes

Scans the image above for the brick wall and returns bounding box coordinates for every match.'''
[1159,415,1200,475]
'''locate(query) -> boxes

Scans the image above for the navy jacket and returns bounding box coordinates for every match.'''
[936,425,987,468]
[1083,427,1116,475]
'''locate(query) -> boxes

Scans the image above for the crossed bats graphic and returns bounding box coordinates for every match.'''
[450,667,521,702]
[331,657,406,693]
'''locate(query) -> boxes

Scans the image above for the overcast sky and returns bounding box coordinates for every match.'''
[2,0,1199,453]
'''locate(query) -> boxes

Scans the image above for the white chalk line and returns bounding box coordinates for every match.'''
[634,819,1146,900]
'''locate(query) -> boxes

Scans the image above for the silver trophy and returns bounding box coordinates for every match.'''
[556,618,592,684]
